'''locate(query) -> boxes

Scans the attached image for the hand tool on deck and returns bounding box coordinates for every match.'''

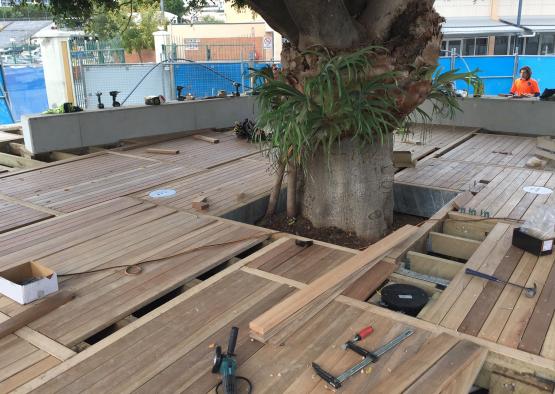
[340,325,374,350]
[212,326,252,394]
[464,268,537,297]
[312,329,414,389]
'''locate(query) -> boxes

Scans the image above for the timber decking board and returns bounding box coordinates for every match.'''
[395,159,490,191]
[0,200,53,234]
[0,334,56,391]
[420,220,555,360]
[394,124,476,160]
[29,268,461,394]
[463,168,555,219]
[123,130,260,169]
[134,158,278,217]
[0,152,203,213]
[0,131,23,143]
[0,198,270,346]
[440,133,537,167]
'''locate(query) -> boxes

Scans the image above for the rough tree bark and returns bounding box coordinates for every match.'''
[301,137,394,242]
[248,0,442,241]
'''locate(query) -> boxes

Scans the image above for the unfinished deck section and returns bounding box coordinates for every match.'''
[394,124,477,161]
[0,199,53,234]
[134,156,279,220]
[419,222,555,362]
[394,130,554,218]
[16,239,488,394]
[0,197,271,349]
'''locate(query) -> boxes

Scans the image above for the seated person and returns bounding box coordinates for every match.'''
[510,66,540,97]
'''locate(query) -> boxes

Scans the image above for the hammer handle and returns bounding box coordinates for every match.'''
[465,268,501,283]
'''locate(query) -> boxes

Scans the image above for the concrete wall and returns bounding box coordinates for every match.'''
[21,96,258,153]
[417,97,555,136]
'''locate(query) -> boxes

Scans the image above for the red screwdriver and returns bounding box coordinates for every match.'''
[341,325,374,349]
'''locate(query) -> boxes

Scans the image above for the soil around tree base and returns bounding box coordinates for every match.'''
[258,212,426,250]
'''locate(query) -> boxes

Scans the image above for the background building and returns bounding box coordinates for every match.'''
[435,0,555,55]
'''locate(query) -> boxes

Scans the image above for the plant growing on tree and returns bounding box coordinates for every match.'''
[44,0,480,241]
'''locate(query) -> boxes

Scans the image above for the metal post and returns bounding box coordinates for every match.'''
[240,49,245,94]
[516,0,523,26]
[450,48,455,70]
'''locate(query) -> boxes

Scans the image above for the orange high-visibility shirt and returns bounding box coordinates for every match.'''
[510,78,540,95]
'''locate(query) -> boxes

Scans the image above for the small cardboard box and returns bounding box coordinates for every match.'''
[512,227,554,256]
[0,261,58,304]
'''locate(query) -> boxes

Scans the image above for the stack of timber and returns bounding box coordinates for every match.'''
[248,225,418,345]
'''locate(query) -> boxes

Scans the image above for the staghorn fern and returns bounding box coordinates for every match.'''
[253,46,402,168]
[253,47,482,167]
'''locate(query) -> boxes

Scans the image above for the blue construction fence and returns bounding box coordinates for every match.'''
[438,55,555,96]
[0,65,48,124]
[172,62,273,98]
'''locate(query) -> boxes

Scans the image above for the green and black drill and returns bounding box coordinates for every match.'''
[212,326,252,394]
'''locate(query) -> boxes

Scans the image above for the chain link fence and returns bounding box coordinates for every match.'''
[68,40,279,109]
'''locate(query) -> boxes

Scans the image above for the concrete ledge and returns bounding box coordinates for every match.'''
[394,182,459,218]
[418,97,554,136]
[22,96,258,153]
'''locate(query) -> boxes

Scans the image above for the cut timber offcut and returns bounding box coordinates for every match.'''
[393,151,416,168]
[191,196,209,211]
[193,135,220,144]
[0,290,75,340]
[249,225,418,338]
[145,148,180,155]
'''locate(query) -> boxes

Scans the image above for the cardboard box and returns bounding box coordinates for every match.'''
[0,262,58,304]
[512,227,554,256]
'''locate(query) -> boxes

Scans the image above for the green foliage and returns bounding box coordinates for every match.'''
[38,0,247,26]
[164,0,185,18]
[200,15,224,23]
[413,67,482,122]
[85,2,160,58]
[253,47,402,167]
[0,3,50,19]
[120,3,160,56]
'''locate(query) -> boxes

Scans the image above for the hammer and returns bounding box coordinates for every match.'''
[465,268,537,298]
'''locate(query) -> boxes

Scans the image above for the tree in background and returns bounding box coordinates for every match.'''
[85,2,161,62]
[46,0,475,241]
[200,15,224,23]
[164,0,185,21]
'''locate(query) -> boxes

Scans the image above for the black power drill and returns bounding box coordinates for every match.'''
[211,327,252,394]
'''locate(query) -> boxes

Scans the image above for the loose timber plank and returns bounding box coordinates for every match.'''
[15,238,292,392]
[0,291,74,340]
[418,223,510,324]
[0,152,43,168]
[477,251,537,343]
[341,260,396,300]
[498,253,555,349]
[249,225,418,337]
[439,226,514,330]
[457,247,524,336]
[518,258,555,354]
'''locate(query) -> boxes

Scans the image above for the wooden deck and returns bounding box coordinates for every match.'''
[0,125,553,392]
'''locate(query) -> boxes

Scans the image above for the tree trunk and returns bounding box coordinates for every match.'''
[264,160,286,218]
[301,135,394,243]
[286,159,297,217]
